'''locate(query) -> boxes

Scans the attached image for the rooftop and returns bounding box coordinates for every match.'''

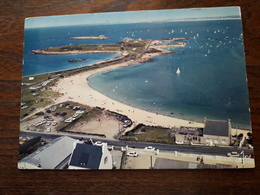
[18,136,76,169]
[204,119,230,137]
[69,143,102,169]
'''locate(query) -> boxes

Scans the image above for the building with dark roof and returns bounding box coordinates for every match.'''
[174,118,232,146]
[202,118,231,146]
[68,142,113,170]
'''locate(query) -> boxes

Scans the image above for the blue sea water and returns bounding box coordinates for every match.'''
[23,19,251,129]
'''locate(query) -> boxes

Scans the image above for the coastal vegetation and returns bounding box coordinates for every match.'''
[22,73,54,85]
[31,38,154,56]
[122,125,175,144]
[21,37,189,142]
[20,84,60,118]
[41,44,121,52]
[20,74,64,119]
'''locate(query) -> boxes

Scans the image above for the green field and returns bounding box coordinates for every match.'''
[44,44,121,52]
[124,125,175,144]
[40,39,149,56]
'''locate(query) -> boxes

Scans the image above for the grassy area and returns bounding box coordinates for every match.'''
[21,101,94,133]
[44,44,121,52]
[24,101,112,133]
[124,125,175,144]
[41,39,149,56]
[22,73,57,85]
[123,40,149,55]
[79,107,103,121]
[20,78,61,118]
[56,106,103,132]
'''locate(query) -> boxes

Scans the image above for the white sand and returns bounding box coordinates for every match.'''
[51,52,251,136]
[52,53,205,129]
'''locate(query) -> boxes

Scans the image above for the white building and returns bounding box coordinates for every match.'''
[18,136,77,169]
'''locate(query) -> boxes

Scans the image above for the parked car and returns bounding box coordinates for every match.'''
[73,106,80,110]
[54,112,60,116]
[94,141,103,146]
[32,93,39,96]
[123,119,132,128]
[44,115,53,121]
[23,113,29,117]
[76,110,85,114]
[127,152,138,157]
[144,146,155,151]
[60,112,67,116]
[30,107,36,111]
[227,152,240,157]
[65,117,73,123]
[21,105,28,110]
[35,112,44,115]
[50,106,57,112]
[52,121,58,126]
[46,128,51,132]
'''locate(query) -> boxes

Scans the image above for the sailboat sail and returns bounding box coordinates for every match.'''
[176,67,180,74]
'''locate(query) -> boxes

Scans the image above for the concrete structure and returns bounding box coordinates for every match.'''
[175,118,231,146]
[18,136,76,169]
[175,127,203,145]
[68,142,113,170]
[153,158,232,169]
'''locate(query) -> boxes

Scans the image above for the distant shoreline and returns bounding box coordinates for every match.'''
[23,39,251,134]
[70,35,110,40]
[31,49,121,55]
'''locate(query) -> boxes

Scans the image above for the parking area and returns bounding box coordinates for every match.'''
[120,147,255,169]
[109,150,123,169]
[121,149,158,169]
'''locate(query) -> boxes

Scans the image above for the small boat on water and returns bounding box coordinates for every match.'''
[176,67,180,74]
[68,59,86,63]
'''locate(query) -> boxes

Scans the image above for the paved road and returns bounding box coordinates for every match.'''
[20,131,254,157]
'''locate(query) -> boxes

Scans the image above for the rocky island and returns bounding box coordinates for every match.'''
[31,37,186,57]
[68,59,86,63]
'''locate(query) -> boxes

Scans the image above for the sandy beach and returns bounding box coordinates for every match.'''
[52,52,205,129]
[51,51,251,136]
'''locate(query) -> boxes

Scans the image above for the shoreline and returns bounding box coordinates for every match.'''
[26,41,251,136]
[51,51,251,136]
[70,35,110,40]
[52,51,206,129]
[31,50,122,55]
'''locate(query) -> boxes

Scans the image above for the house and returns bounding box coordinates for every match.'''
[175,127,203,144]
[18,136,77,169]
[68,141,113,170]
[174,118,231,146]
[202,118,231,146]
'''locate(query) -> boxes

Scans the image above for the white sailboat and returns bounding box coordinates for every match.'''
[176,67,180,74]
